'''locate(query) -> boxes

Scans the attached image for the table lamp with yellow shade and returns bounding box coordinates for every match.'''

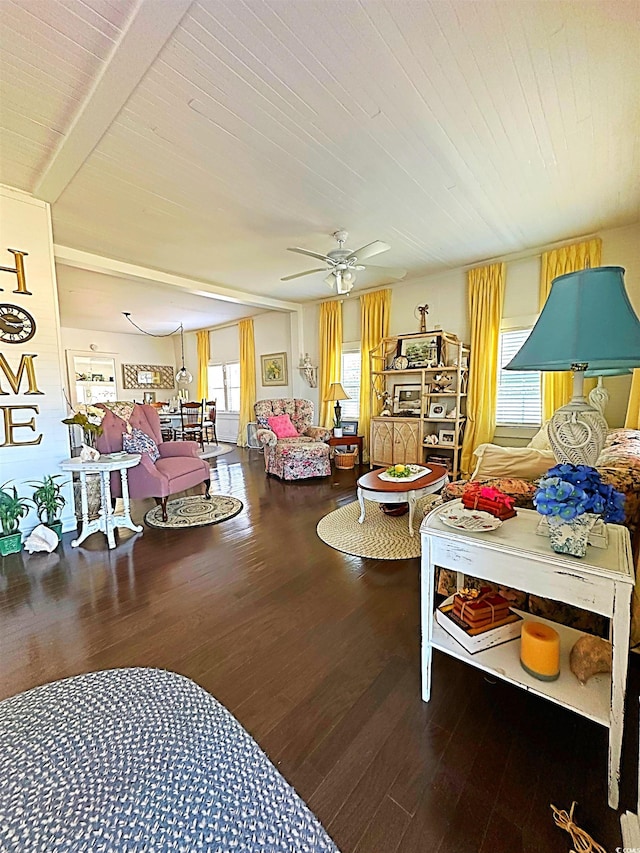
[324,382,350,437]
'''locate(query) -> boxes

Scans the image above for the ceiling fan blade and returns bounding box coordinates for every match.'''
[363,265,407,280]
[280,268,327,282]
[346,241,390,262]
[287,247,331,262]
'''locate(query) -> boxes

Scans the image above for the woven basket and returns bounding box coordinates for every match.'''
[334,450,357,469]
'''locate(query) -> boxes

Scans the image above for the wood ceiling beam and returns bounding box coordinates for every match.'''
[34,0,193,203]
[53,245,301,314]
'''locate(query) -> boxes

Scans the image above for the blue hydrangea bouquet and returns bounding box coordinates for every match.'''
[534,464,625,522]
[534,464,625,556]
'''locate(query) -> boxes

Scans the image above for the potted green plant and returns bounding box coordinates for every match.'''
[29,475,67,541]
[0,482,31,556]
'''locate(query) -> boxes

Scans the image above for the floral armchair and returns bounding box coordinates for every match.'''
[254,398,331,481]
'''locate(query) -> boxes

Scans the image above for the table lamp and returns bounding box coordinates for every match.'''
[324,382,350,430]
[505,266,640,465]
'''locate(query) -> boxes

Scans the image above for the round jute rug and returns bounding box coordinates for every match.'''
[144,494,243,530]
[316,495,441,560]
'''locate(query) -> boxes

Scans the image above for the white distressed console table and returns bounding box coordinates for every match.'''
[60,454,143,550]
[420,501,634,809]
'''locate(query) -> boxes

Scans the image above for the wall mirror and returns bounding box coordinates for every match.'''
[66,351,118,408]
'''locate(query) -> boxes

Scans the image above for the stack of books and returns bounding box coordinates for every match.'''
[436,588,522,653]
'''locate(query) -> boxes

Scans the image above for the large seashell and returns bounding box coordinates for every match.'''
[80,443,100,462]
[24,524,59,553]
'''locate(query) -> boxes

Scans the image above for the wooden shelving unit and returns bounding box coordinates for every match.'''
[369,331,470,479]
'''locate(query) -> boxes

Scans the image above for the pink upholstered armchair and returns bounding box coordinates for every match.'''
[254,398,331,480]
[95,404,210,521]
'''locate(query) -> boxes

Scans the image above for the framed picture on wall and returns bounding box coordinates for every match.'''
[261,352,288,386]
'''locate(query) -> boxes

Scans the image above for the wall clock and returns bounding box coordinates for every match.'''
[0,304,37,343]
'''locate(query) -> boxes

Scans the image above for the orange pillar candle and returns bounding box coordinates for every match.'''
[520,621,560,681]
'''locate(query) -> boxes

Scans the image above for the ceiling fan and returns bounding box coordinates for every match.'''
[281,230,406,295]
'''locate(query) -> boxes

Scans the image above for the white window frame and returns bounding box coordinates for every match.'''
[496,317,542,428]
[208,361,240,414]
[341,343,361,422]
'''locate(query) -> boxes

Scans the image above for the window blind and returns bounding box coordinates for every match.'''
[496,329,542,426]
[341,350,361,420]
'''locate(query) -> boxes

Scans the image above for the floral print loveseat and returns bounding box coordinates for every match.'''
[438,428,640,641]
[254,398,331,481]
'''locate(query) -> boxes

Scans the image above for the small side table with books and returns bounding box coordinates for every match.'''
[420,500,634,809]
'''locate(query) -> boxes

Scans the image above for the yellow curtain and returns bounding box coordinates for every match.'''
[539,238,602,419]
[236,319,256,447]
[625,370,640,428]
[318,301,343,429]
[196,330,210,401]
[460,263,505,476]
[359,289,391,462]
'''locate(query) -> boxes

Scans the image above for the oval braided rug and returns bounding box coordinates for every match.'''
[144,494,243,529]
[316,495,441,559]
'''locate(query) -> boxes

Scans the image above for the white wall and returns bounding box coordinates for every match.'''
[61,327,177,404]
[254,311,292,398]
[181,311,295,442]
[301,222,640,431]
[0,186,76,535]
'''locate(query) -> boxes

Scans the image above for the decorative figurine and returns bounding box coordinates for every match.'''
[415,304,429,333]
[377,390,393,416]
[432,373,453,392]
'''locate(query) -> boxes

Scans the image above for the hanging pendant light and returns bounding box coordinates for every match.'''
[175,323,193,386]
[122,312,193,386]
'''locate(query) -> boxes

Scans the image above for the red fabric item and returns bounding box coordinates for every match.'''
[461,484,517,519]
[267,414,299,438]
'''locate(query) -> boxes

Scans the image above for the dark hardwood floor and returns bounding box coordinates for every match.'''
[1,448,636,852]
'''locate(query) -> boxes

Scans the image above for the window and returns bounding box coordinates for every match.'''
[496,328,542,426]
[207,362,240,413]
[341,348,361,420]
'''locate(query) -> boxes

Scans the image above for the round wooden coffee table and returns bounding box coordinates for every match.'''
[357,464,449,537]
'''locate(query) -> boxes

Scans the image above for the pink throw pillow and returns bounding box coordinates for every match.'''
[267,414,299,438]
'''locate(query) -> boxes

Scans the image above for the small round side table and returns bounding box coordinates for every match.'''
[356,464,448,537]
[60,454,143,549]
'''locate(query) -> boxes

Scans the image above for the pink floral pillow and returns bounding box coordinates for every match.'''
[267,414,299,438]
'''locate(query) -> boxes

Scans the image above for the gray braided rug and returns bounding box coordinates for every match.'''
[0,668,339,852]
[317,495,441,559]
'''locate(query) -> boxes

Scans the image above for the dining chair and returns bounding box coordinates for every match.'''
[148,401,175,441]
[176,400,205,450]
[203,400,218,445]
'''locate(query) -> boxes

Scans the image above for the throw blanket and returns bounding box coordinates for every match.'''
[0,668,339,853]
[100,400,136,432]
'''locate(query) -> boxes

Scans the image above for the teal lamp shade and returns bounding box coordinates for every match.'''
[505,267,640,372]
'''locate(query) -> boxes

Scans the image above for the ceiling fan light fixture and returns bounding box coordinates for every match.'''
[284,231,397,292]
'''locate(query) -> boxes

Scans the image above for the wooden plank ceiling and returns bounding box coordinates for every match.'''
[1,0,639,305]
